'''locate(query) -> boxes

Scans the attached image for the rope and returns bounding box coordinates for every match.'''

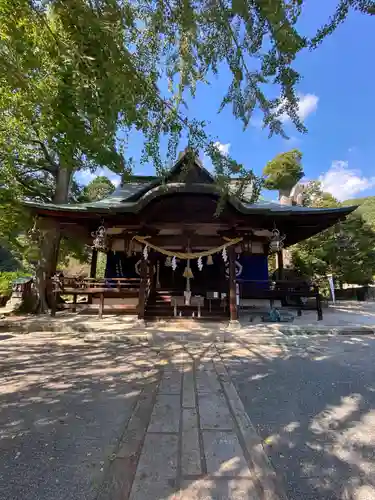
[133,235,243,259]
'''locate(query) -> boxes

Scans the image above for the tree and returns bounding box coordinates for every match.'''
[291,181,375,286]
[0,0,372,309]
[343,195,375,230]
[81,176,116,202]
[263,149,304,196]
[302,180,339,208]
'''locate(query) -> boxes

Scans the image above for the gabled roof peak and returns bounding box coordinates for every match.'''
[166,147,214,184]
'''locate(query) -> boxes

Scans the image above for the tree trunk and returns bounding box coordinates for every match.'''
[35,167,71,313]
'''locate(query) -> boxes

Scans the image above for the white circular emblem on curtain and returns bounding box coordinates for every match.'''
[135,259,156,275]
[224,260,243,278]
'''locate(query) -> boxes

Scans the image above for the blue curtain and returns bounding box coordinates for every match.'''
[236,254,269,293]
[238,254,268,281]
[105,252,140,281]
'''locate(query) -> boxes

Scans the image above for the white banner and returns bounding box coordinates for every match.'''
[327,274,335,303]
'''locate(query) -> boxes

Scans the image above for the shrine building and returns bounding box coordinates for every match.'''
[25,150,357,322]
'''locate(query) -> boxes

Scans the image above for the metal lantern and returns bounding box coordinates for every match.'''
[269,227,286,253]
[91,221,108,252]
[28,219,41,242]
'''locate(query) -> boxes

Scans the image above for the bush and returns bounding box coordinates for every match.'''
[0,271,31,297]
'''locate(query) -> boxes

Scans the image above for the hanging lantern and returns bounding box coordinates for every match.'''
[172,256,177,271]
[91,221,108,252]
[28,218,41,242]
[197,256,203,271]
[222,247,228,263]
[269,227,286,253]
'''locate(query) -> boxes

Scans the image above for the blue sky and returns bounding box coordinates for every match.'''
[77,1,375,202]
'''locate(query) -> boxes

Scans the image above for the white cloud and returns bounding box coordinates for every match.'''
[280,93,319,123]
[75,170,95,185]
[320,160,375,200]
[213,141,231,156]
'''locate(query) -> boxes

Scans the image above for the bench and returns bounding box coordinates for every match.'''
[51,277,141,318]
[238,279,323,321]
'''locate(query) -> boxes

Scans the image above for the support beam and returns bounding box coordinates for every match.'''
[138,258,148,320]
[277,250,284,280]
[90,249,98,279]
[228,246,238,321]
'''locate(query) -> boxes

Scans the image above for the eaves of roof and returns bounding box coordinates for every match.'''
[24,182,358,218]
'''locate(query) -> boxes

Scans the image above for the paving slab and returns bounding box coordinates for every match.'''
[202,430,252,477]
[178,478,260,499]
[181,408,201,476]
[159,370,182,395]
[182,369,196,408]
[129,433,179,499]
[195,366,222,394]
[121,337,286,499]
[198,392,234,431]
[148,394,180,433]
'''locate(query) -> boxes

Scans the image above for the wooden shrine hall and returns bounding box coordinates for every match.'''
[26,150,357,322]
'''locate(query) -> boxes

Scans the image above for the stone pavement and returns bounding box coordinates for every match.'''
[3,301,375,341]
[2,324,375,499]
[0,332,160,500]
[99,337,286,500]
[221,332,375,500]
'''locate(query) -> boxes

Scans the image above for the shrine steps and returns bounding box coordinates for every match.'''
[145,290,229,321]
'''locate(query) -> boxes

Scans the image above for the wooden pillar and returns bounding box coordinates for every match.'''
[87,249,98,306]
[138,257,148,320]
[99,292,104,319]
[90,249,98,279]
[51,288,57,317]
[315,285,323,321]
[277,250,284,280]
[228,247,238,321]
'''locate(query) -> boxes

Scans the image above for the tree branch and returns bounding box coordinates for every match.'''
[30,128,59,175]
[14,174,52,202]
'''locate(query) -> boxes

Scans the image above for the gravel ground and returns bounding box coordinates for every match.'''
[0,332,159,500]
[222,334,375,500]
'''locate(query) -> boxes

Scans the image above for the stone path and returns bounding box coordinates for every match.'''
[99,338,286,500]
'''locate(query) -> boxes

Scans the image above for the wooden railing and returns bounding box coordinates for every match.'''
[238,279,323,320]
[53,276,140,292]
[51,276,141,318]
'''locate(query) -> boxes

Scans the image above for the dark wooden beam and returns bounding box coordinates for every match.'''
[137,258,148,320]
[277,250,284,280]
[144,235,269,248]
[228,246,238,322]
[90,249,98,279]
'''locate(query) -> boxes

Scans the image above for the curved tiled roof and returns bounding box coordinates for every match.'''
[24,181,357,218]
[23,149,357,221]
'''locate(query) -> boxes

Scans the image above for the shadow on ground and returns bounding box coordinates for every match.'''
[1,327,375,500]
[0,333,159,500]
[222,334,375,500]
